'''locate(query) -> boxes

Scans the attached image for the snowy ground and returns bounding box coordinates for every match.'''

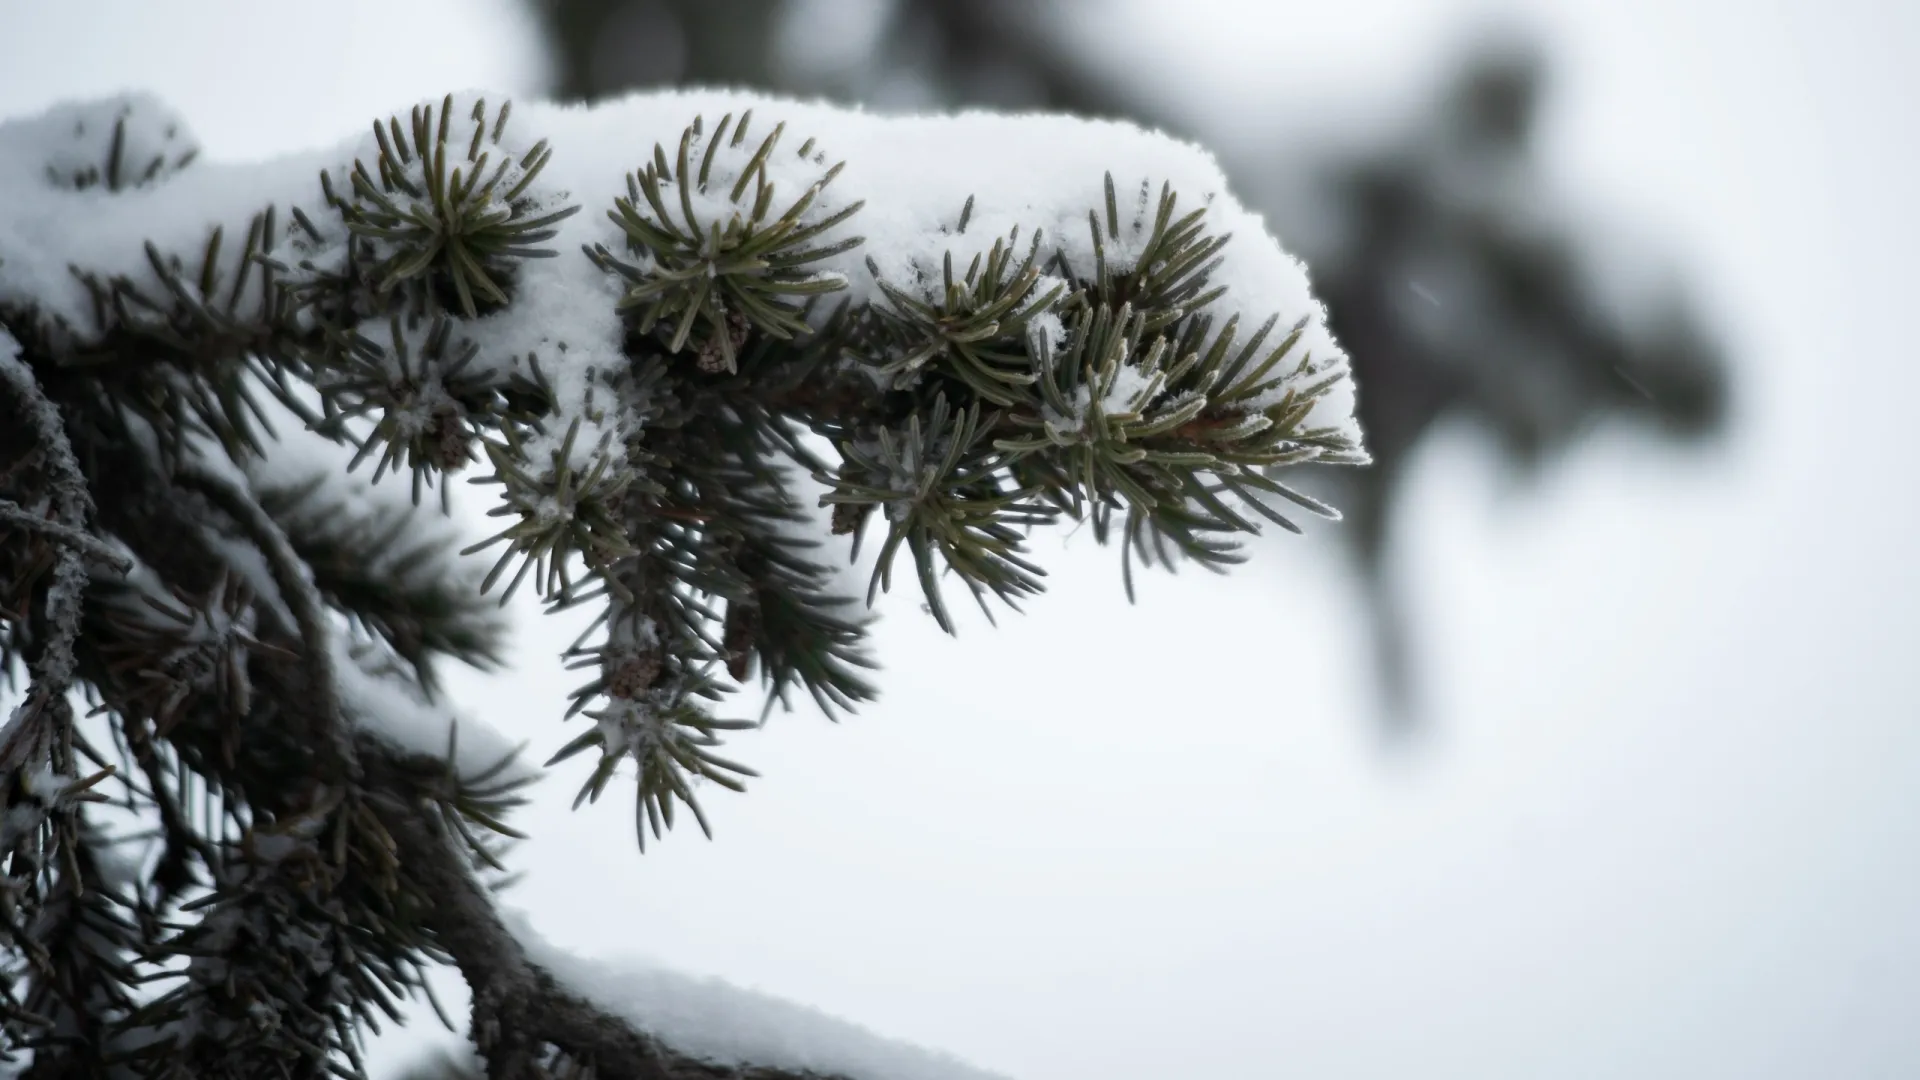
[2,1,1915,1077]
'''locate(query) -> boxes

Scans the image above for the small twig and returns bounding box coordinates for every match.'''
[174,462,360,784]
[0,342,94,774]
[0,498,132,575]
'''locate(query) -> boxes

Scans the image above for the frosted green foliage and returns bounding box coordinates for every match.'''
[0,88,1367,859]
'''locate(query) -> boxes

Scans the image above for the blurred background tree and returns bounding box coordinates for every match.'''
[525,0,1730,727]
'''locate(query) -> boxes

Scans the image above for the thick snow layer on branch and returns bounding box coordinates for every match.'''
[508,910,1012,1080]
[0,88,1358,461]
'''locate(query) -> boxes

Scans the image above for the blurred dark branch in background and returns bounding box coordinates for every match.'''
[526,0,1729,731]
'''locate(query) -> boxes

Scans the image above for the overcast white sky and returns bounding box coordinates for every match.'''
[2,1,1916,1077]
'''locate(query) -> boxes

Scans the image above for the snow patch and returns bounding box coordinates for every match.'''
[509,910,1013,1080]
[0,88,1359,447]
[333,642,531,782]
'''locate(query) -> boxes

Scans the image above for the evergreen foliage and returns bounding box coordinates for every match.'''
[0,88,1362,1078]
[529,0,1731,724]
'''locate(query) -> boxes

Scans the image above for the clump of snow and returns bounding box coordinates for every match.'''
[12,93,198,193]
[1038,360,1162,439]
[0,87,1359,448]
[591,693,693,761]
[1025,274,1072,352]
[508,910,1013,1080]
[1082,364,1156,422]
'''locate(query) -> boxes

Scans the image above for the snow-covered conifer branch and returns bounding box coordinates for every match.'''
[0,335,94,759]
[0,86,1367,1077]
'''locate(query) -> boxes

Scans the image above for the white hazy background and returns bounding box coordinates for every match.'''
[3,1,1916,1077]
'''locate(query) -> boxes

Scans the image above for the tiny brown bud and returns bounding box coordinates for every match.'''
[424,402,474,471]
[830,502,871,536]
[696,336,732,374]
[604,647,662,700]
